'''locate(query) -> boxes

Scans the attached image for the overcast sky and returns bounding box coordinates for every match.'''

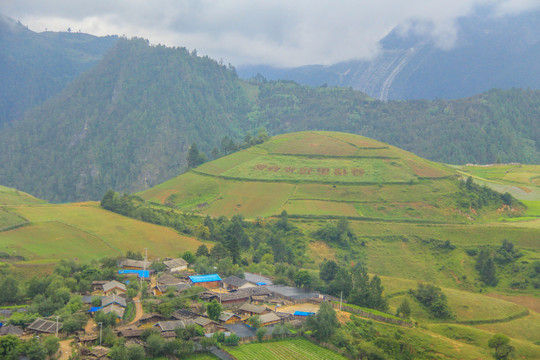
[1,0,539,67]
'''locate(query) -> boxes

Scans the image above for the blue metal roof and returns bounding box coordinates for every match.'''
[189,274,222,283]
[294,311,315,316]
[118,270,149,278]
[89,307,103,313]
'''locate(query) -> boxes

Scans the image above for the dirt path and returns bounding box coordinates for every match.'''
[58,339,72,360]
[85,318,96,334]
[127,295,143,325]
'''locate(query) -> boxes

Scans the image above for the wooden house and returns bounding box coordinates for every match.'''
[238,303,271,317]
[163,258,188,272]
[259,312,281,327]
[138,313,166,326]
[103,280,127,295]
[222,275,256,291]
[189,274,222,289]
[120,259,149,270]
[218,312,242,325]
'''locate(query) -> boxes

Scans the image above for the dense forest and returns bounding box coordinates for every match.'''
[0,36,539,202]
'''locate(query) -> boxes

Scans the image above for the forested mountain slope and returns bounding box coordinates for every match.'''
[1,38,540,202]
[238,9,540,100]
[0,14,118,125]
[0,38,252,202]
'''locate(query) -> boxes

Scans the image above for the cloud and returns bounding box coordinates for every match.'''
[1,0,539,67]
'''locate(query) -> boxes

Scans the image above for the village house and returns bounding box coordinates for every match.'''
[163,258,188,272]
[218,312,242,325]
[238,303,271,317]
[119,259,150,270]
[152,274,191,296]
[222,275,256,291]
[91,281,108,293]
[137,313,166,326]
[102,280,127,296]
[258,312,282,327]
[189,274,222,289]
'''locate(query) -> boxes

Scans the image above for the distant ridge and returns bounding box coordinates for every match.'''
[238,9,540,100]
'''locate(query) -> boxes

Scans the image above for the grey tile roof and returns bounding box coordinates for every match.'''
[163,258,188,269]
[223,275,248,287]
[103,280,127,293]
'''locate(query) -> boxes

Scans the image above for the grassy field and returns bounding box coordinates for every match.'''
[0,202,202,263]
[0,185,47,205]
[0,208,27,229]
[382,276,526,323]
[227,338,347,360]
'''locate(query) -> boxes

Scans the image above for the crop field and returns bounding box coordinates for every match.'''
[201,181,295,217]
[217,155,416,183]
[228,338,347,360]
[2,203,202,262]
[0,208,27,229]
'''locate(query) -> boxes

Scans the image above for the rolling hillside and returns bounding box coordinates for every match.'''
[0,191,203,275]
[138,131,514,223]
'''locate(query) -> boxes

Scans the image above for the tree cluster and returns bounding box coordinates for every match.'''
[410,283,453,319]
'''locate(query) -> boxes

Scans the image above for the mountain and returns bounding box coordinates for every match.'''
[1,36,540,203]
[0,37,253,202]
[0,14,118,124]
[138,131,516,223]
[237,9,540,100]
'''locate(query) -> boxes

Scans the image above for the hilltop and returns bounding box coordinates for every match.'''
[0,14,118,125]
[139,131,515,222]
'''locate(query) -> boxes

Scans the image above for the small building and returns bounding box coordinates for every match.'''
[120,259,150,270]
[27,318,62,334]
[103,280,127,295]
[154,320,187,333]
[163,258,188,272]
[222,275,256,291]
[86,346,109,360]
[153,275,191,296]
[0,324,23,336]
[191,316,220,333]
[116,329,143,338]
[138,313,166,326]
[91,281,108,292]
[238,303,271,317]
[102,303,125,319]
[218,312,242,325]
[259,312,281,327]
[101,294,127,308]
[293,311,315,320]
[78,333,98,345]
[189,274,222,289]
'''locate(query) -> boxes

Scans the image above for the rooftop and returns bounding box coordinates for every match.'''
[189,274,222,283]
[223,275,248,287]
[28,318,62,333]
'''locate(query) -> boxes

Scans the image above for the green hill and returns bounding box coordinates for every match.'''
[138,131,514,223]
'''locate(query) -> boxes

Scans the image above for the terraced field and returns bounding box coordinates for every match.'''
[228,338,347,360]
[138,131,484,222]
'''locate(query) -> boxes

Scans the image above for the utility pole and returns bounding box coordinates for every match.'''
[55,316,59,337]
[340,291,343,311]
[98,322,103,346]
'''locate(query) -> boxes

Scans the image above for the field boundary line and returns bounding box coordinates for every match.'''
[191,170,451,185]
[455,307,529,325]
